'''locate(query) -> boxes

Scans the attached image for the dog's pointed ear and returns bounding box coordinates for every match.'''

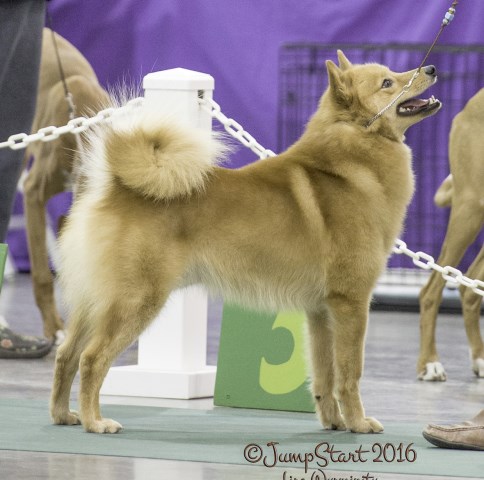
[326,60,351,106]
[337,50,352,71]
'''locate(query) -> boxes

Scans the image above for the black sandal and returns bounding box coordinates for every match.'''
[0,325,53,359]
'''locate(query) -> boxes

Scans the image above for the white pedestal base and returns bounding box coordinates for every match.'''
[100,365,217,400]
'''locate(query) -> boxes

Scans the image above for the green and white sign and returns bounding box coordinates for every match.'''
[214,304,314,412]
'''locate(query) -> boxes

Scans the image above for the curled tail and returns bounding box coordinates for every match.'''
[83,97,229,201]
[433,174,453,208]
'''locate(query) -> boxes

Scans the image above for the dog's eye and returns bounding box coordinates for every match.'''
[381,79,393,89]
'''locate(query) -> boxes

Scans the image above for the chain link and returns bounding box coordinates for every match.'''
[0,97,144,151]
[199,97,276,159]
[393,240,484,297]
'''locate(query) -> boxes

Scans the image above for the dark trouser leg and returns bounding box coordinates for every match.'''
[0,0,45,242]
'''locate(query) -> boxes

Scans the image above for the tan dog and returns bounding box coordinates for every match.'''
[418,88,484,381]
[50,51,441,434]
[23,28,108,340]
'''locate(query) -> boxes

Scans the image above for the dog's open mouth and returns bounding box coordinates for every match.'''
[397,95,441,116]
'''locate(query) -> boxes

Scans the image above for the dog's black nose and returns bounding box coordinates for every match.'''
[424,65,437,76]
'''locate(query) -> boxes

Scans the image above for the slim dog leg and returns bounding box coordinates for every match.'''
[418,202,484,380]
[418,271,447,379]
[24,167,65,339]
[459,246,484,377]
[306,309,345,430]
[50,312,90,426]
[327,295,383,433]
[78,297,167,434]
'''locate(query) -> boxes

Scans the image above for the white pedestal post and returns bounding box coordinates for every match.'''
[100,68,216,400]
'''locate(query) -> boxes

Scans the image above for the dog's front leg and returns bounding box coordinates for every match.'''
[306,309,345,430]
[328,296,383,433]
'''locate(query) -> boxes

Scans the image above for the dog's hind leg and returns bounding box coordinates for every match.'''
[418,202,484,381]
[306,308,345,431]
[459,245,484,377]
[50,309,91,426]
[327,294,383,433]
[77,294,169,433]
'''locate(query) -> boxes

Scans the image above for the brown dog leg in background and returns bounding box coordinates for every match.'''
[418,88,484,381]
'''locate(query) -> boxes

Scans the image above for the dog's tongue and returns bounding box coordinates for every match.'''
[400,98,428,108]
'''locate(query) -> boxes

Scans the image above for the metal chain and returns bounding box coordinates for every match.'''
[392,240,484,296]
[0,97,144,151]
[199,97,276,159]
[203,97,484,297]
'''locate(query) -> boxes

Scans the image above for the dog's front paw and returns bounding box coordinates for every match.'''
[84,418,123,434]
[418,362,447,381]
[315,396,346,431]
[348,417,384,434]
[472,358,484,378]
[51,409,81,426]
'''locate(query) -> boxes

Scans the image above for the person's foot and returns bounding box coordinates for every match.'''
[0,324,53,359]
[423,410,484,451]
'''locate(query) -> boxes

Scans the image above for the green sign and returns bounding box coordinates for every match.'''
[214,304,314,412]
[0,244,7,292]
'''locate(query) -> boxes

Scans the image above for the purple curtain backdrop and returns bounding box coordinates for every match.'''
[6,0,484,270]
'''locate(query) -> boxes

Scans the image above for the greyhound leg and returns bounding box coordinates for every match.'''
[459,246,484,377]
[419,202,484,380]
[23,161,66,340]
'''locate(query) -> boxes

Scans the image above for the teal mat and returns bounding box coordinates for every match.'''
[0,399,481,478]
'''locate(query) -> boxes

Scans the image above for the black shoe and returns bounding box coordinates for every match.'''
[0,325,53,359]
